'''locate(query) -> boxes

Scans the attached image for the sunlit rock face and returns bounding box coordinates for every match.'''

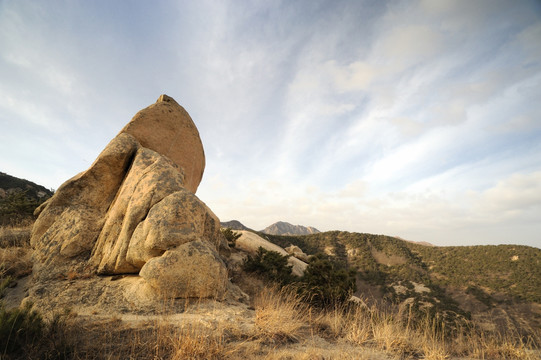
[31,95,228,299]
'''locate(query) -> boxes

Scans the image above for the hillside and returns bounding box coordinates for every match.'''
[261,221,320,236]
[0,172,53,201]
[407,242,541,302]
[260,230,541,333]
[0,172,53,224]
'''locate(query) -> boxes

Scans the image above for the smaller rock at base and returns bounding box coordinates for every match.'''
[139,239,228,299]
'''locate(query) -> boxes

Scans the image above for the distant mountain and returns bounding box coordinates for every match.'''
[220,220,251,231]
[261,221,320,236]
[395,236,434,247]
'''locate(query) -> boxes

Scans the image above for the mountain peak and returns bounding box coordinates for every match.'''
[220,220,251,231]
[261,221,320,236]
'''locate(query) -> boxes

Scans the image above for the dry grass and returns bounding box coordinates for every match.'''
[0,223,33,283]
[309,295,540,360]
[417,317,450,360]
[454,327,540,360]
[0,247,32,279]
[0,222,32,296]
[170,325,227,359]
[28,317,233,360]
[1,285,539,359]
[253,286,309,344]
[0,222,33,281]
[0,222,32,248]
[313,305,349,339]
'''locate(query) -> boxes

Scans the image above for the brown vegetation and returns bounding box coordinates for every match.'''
[0,222,33,285]
[1,280,540,359]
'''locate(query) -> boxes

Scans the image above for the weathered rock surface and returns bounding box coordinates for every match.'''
[89,146,187,275]
[31,133,140,275]
[140,240,227,298]
[126,189,223,268]
[30,95,228,300]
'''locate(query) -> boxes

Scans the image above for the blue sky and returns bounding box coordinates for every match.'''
[1,0,540,247]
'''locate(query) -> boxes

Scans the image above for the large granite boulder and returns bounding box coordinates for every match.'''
[30,95,228,299]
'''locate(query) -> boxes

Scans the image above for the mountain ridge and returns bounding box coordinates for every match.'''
[0,172,53,200]
[220,220,320,236]
[220,220,252,231]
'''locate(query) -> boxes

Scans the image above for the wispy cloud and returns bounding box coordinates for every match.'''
[0,0,539,247]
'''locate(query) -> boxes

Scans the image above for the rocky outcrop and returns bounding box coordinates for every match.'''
[30,95,228,300]
[261,221,320,236]
[285,245,309,262]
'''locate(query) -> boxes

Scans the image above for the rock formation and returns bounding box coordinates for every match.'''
[30,95,228,299]
[285,244,309,262]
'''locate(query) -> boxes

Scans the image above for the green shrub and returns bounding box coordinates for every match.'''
[297,253,357,308]
[243,247,297,285]
[0,276,13,297]
[0,302,45,355]
[0,191,43,225]
[0,302,75,359]
[466,285,494,308]
[220,227,241,248]
[243,249,357,308]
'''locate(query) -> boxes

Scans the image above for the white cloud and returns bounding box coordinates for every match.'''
[364,135,432,183]
[204,169,541,246]
[517,22,541,62]
[375,25,443,71]
[326,60,378,92]
[476,171,541,214]
[429,99,467,126]
[1,0,540,249]
[390,117,424,137]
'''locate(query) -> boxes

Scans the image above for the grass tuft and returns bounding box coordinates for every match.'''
[0,222,32,248]
[254,286,308,344]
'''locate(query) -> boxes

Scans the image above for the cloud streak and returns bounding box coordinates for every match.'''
[0,0,540,248]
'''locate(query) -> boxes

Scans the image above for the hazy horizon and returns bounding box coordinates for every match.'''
[1,1,540,248]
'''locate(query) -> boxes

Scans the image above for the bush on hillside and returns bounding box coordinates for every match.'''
[220,227,241,248]
[243,247,297,285]
[243,248,357,308]
[0,191,44,225]
[298,253,357,308]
